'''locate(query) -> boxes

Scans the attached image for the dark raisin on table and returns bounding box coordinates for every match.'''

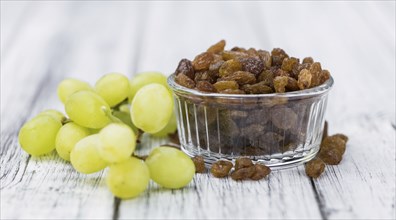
[305,158,326,178]
[250,164,271,180]
[210,160,233,178]
[192,156,206,173]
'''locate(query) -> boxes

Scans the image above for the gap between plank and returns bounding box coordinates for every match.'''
[310,178,327,220]
[112,197,121,220]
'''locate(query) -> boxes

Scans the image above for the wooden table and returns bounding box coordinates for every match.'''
[1,1,395,219]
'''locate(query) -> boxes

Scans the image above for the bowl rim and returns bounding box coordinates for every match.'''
[167,73,334,99]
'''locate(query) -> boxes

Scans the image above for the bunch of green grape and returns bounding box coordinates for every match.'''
[18,72,195,199]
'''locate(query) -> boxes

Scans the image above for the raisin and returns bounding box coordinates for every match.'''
[320,69,331,84]
[192,52,214,71]
[247,48,259,57]
[292,63,311,79]
[297,69,312,90]
[196,81,216,92]
[229,110,249,120]
[234,157,254,170]
[222,50,248,60]
[257,50,272,69]
[242,82,273,94]
[305,158,325,178]
[241,124,265,140]
[281,57,299,72]
[258,70,274,87]
[303,57,314,64]
[219,71,256,86]
[213,80,239,91]
[230,166,255,180]
[333,133,349,143]
[231,47,247,52]
[175,59,195,79]
[319,148,343,165]
[285,77,299,91]
[271,48,289,66]
[210,160,233,178]
[219,59,242,77]
[322,121,328,142]
[209,60,225,72]
[175,73,196,89]
[250,164,271,180]
[274,76,288,93]
[207,40,226,54]
[321,135,346,155]
[194,71,216,84]
[309,62,322,87]
[239,57,265,76]
[219,89,246,94]
[192,156,206,173]
[271,107,297,130]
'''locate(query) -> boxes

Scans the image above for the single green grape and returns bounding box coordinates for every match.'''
[145,146,195,189]
[57,78,93,104]
[38,109,66,122]
[65,90,111,129]
[18,115,62,156]
[129,72,168,102]
[106,157,150,199]
[151,112,177,137]
[95,73,131,107]
[98,123,136,163]
[55,122,91,161]
[112,110,138,134]
[70,134,107,174]
[130,83,173,133]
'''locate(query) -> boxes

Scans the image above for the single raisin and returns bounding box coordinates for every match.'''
[175,73,196,89]
[222,50,248,60]
[219,59,242,77]
[207,40,226,54]
[274,76,288,93]
[192,156,206,173]
[230,166,255,180]
[210,160,233,178]
[196,81,216,92]
[219,71,256,86]
[319,148,343,165]
[257,50,272,69]
[305,158,325,178]
[192,52,214,71]
[297,69,312,90]
[250,164,271,180]
[285,77,299,91]
[239,57,265,76]
[175,59,195,79]
[194,71,216,84]
[242,82,273,94]
[321,135,347,155]
[270,107,297,130]
[209,60,225,72]
[333,133,349,143]
[302,57,314,64]
[247,48,260,57]
[309,62,322,87]
[234,157,254,170]
[258,70,274,87]
[292,63,311,79]
[320,69,331,84]
[213,80,239,91]
[281,57,300,72]
[271,48,289,66]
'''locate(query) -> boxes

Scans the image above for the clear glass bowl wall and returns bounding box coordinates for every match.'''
[168,74,334,169]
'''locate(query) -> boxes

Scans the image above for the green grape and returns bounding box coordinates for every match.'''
[152,112,177,137]
[57,78,93,104]
[112,110,138,134]
[98,123,136,163]
[38,109,66,122]
[65,90,111,129]
[106,157,150,199]
[18,115,62,156]
[70,134,107,174]
[145,146,195,189]
[95,73,131,107]
[129,72,168,102]
[131,83,173,133]
[55,122,91,161]
[118,104,130,113]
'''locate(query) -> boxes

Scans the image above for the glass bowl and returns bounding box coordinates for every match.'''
[167,74,334,169]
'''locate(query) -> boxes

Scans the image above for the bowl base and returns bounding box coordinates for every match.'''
[181,145,320,170]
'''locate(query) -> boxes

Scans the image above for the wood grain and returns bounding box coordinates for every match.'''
[1,1,395,220]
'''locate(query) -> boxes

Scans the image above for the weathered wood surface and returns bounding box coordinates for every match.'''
[1,1,395,219]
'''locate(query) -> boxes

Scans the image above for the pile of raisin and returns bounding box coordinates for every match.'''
[210,157,271,181]
[305,122,348,178]
[174,40,331,94]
